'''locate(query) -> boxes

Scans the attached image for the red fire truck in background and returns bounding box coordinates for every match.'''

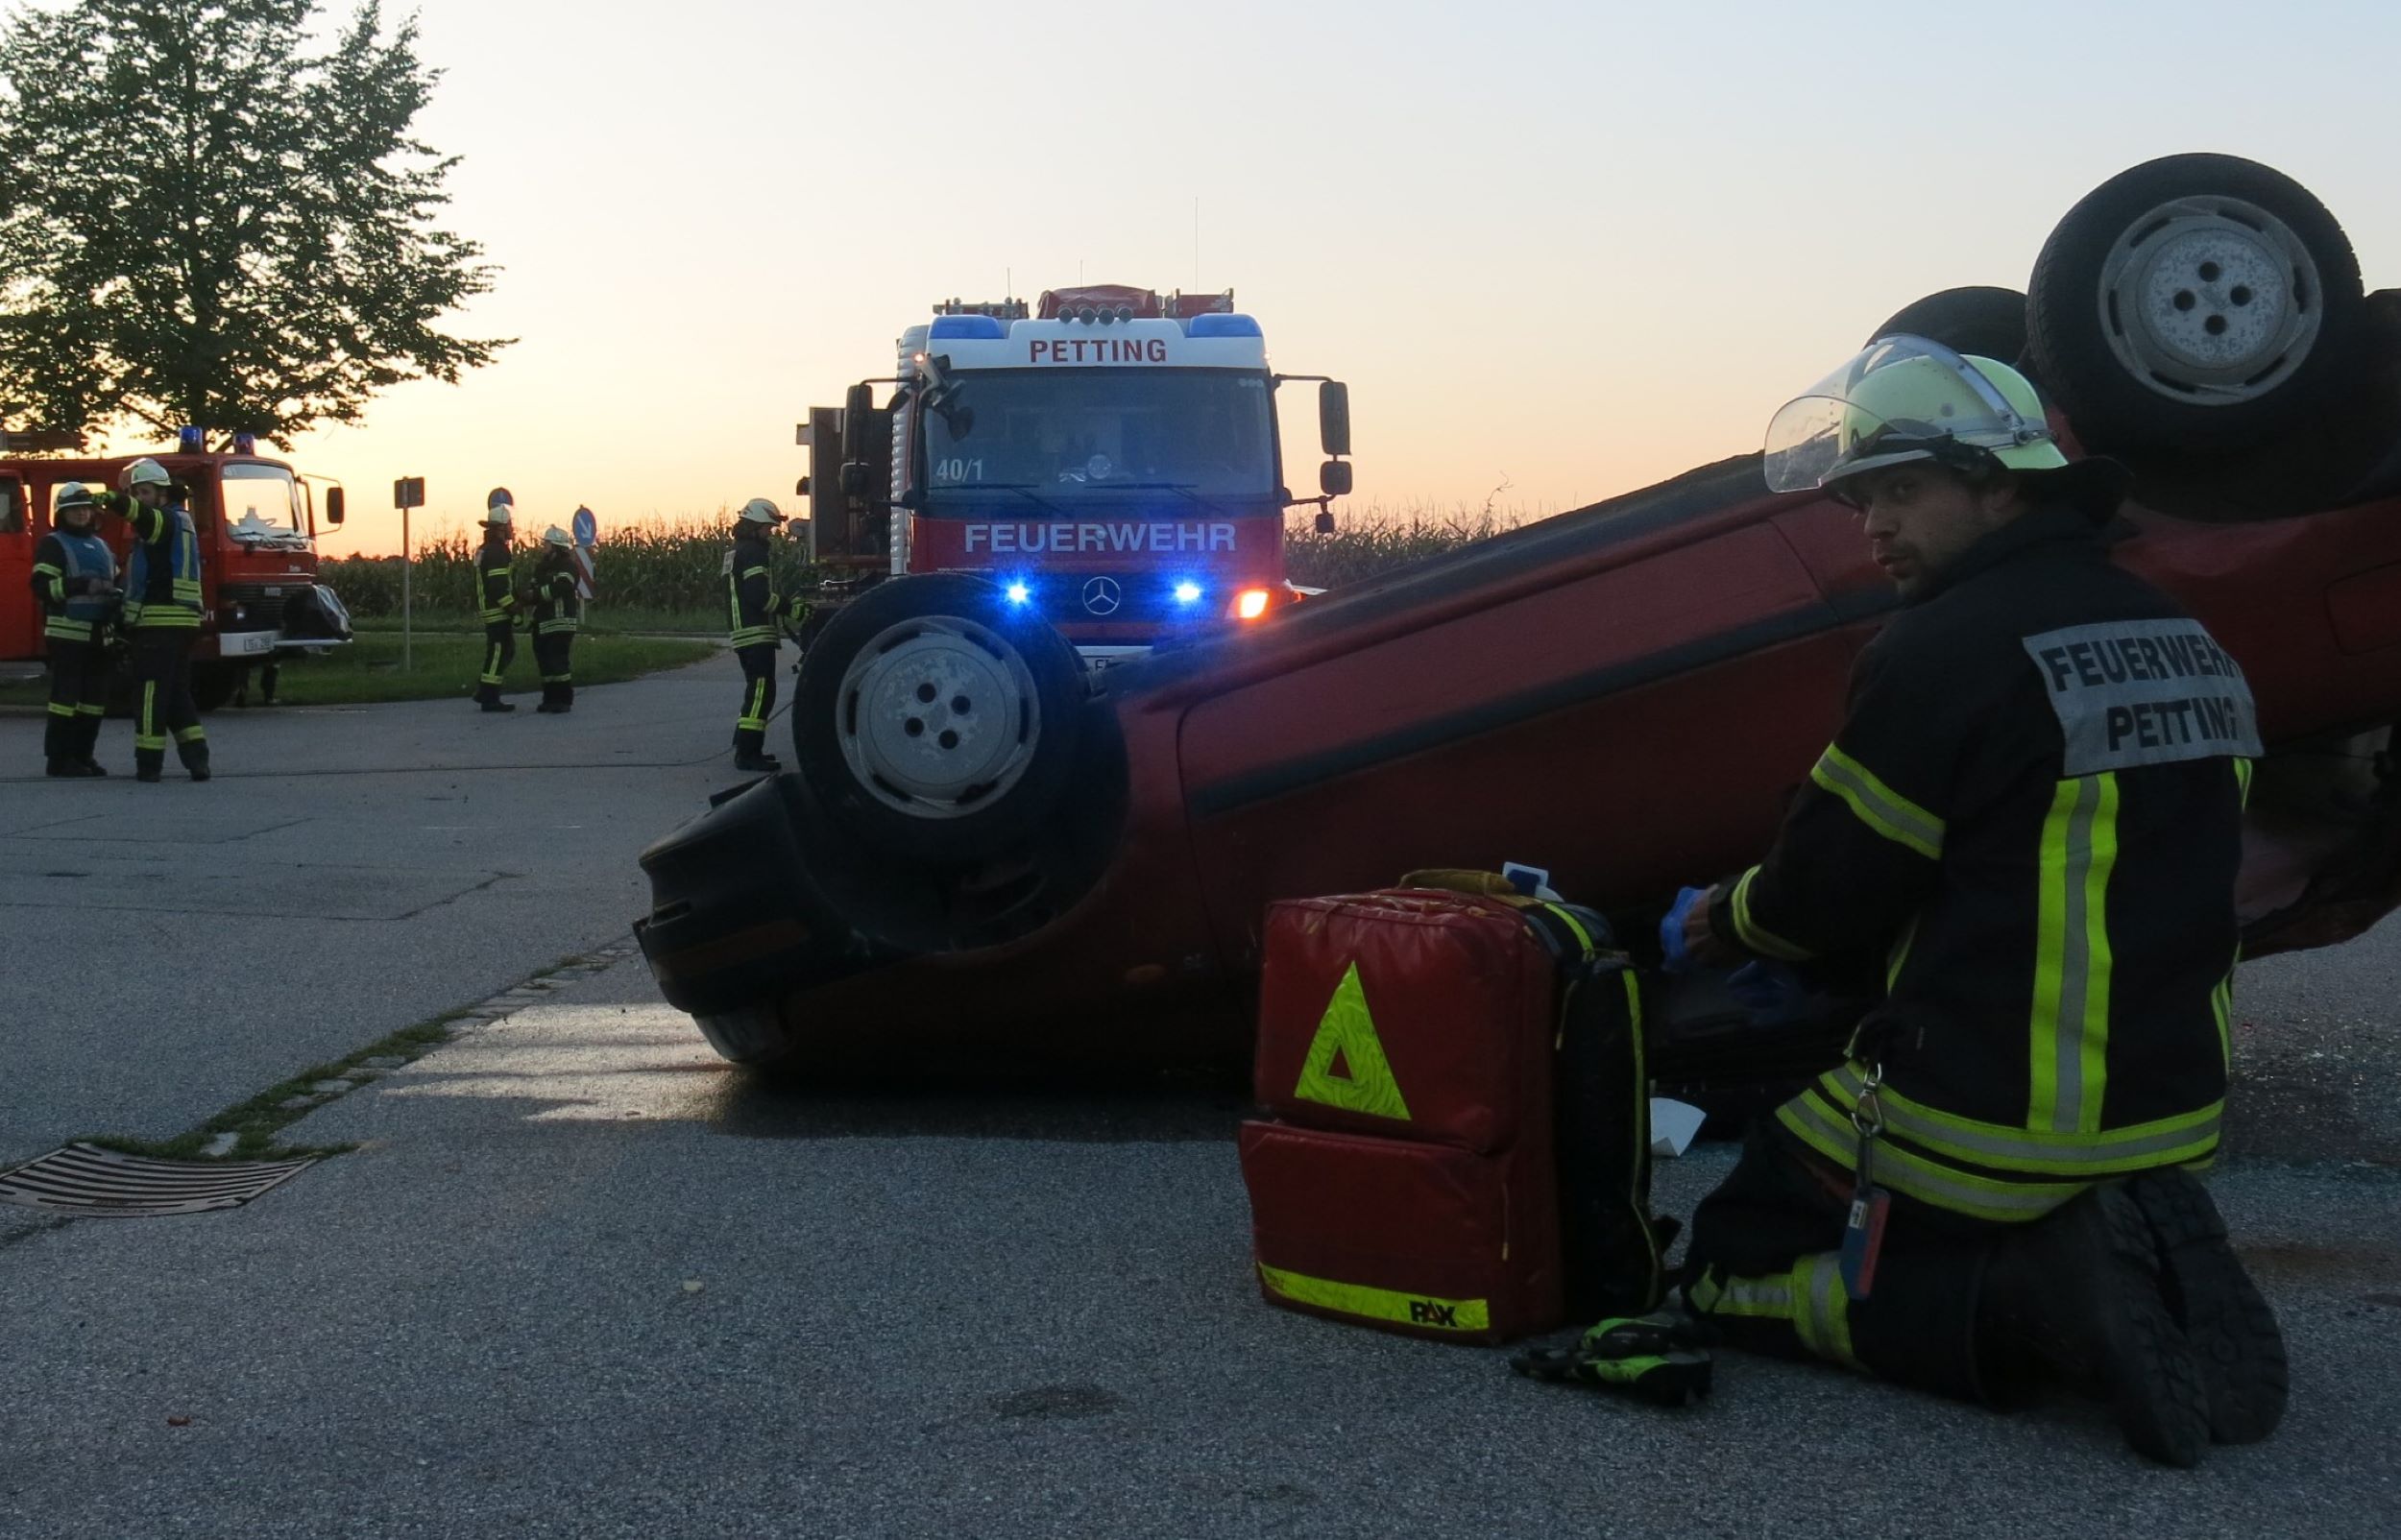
[0,430,353,709]
[798,284,1353,666]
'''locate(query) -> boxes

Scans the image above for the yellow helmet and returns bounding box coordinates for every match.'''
[1764,336,2123,513]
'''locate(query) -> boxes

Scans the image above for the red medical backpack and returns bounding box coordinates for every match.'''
[1238,883,1662,1344]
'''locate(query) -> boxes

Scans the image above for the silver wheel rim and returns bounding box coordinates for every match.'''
[2097,194,2322,404]
[835,614,1040,820]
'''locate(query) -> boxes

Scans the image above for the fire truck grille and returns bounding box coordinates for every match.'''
[218,582,291,628]
[1045,573,1200,626]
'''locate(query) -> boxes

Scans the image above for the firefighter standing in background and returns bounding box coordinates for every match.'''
[530,525,581,713]
[94,458,208,782]
[474,490,521,712]
[29,484,117,777]
[725,497,809,773]
[1653,338,2281,1466]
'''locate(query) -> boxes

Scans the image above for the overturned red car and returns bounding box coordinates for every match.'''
[635,154,2401,1077]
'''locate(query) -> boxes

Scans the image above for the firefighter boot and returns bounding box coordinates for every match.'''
[1978,1181,2210,1467]
[74,714,108,776]
[2128,1168,2288,1444]
[732,728,780,775]
[178,736,211,783]
[43,714,75,778]
[135,750,164,783]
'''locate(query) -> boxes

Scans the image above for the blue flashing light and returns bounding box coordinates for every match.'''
[930,314,1007,341]
[177,425,205,452]
[1186,313,1263,339]
[1173,582,1202,605]
[1005,582,1031,605]
[231,431,257,454]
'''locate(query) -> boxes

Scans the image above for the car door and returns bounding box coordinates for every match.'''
[1174,469,1871,969]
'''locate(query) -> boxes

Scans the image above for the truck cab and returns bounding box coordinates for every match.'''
[0,440,352,706]
[804,285,1351,666]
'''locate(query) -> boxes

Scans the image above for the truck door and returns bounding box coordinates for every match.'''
[0,474,31,661]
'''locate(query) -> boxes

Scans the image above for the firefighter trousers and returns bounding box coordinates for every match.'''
[533,631,574,710]
[733,643,777,758]
[1682,1125,1998,1405]
[43,638,109,767]
[476,620,517,707]
[131,628,207,776]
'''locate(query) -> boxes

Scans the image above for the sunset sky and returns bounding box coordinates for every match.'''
[235,0,2401,555]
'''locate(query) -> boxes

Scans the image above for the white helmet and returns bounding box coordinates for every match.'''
[542,524,572,547]
[123,457,171,490]
[737,497,785,525]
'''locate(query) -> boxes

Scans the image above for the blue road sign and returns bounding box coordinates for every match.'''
[572,505,597,546]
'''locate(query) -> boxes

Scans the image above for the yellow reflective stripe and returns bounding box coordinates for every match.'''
[1535,902,1596,954]
[133,612,200,627]
[174,726,206,744]
[76,704,105,716]
[1812,1070,2219,1174]
[2233,758,2253,808]
[44,619,96,639]
[1730,867,1814,962]
[2030,775,2120,1135]
[740,565,768,580]
[46,701,78,718]
[1885,914,1919,994]
[1811,744,1946,859]
[1693,1269,1794,1321]
[1790,1256,1857,1368]
[32,562,62,576]
[1776,1094,2084,1221]
[1256,1264,1490,1334]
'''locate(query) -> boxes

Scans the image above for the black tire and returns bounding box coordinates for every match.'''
[1868,285,2029,363]
[190,661,237,712]
[2026,154,2365,452]
[790,573,1084,864]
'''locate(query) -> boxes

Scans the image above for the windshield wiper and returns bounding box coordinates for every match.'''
[944,483,1072,517]
[1097,482,1238,517]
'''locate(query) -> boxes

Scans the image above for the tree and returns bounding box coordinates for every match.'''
[0,0,507,443]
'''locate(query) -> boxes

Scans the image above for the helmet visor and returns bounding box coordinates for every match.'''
[1762,335,2048,494]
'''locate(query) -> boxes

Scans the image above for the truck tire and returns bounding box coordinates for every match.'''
[2026,154,2365,452]
[790,573,1085,864]
[1868,285,2028,363]
[190,661,238,712]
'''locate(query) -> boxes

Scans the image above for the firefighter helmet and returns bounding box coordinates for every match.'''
[55,484,98,524]
[1763,335,2126,514]
[542,524,573,547]
[737,497,785,525]
[122,457,171,491]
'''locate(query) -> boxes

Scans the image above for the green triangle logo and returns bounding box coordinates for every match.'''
[1294,962,1411,1120]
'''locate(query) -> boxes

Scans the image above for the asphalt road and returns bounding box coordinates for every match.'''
[3,662,2397,1537]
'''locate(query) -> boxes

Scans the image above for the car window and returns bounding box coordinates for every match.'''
[0,476,22,534]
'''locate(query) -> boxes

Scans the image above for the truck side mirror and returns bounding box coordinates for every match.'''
[1319,460,1353,498]
[1314,509,1337,535]
[842,383,875,461]
[324,486,346,527]
[840,463,870,498]
[1318,380,1351,458]
[794,474,811,497]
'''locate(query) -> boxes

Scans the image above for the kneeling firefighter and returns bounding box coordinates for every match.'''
[529,525,581,713]
[724,497,809,774]
[1649,338,2285,1465]
[30,484,118,777]
[95,458,208,782]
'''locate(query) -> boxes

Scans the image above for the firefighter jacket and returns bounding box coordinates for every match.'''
[1709,505,2260,1224]
[124,501,202,630]
[723,534,804,648]
[31,528,117,642]
[531,563,581,635]
[476,539,519,625]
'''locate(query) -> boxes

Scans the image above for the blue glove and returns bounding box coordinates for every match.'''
[1727,960,1810,1027]
[1658,886,1710,974]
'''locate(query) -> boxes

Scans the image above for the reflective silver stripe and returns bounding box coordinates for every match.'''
[2033,774,2121,1134]
[1730,866,1814,962]
[1811,745,1945,858]
[1817,1068,2218,1173]
[1777,1094,2078,1220]
[1793,1256,1856,1367]
[1697,1272,1793,1321]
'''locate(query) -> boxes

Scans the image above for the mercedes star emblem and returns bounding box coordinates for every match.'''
[1081,576,1123,615]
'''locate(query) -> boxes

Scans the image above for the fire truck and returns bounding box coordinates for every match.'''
[0,431,352,709]
[797,284,1353,665]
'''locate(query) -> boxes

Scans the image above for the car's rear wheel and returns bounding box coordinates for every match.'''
[1869,285,2028,363]
[2026,154,2365,452]
[792,573,1084,864]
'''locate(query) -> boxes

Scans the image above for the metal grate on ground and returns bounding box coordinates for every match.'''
[0,1143,318,1217]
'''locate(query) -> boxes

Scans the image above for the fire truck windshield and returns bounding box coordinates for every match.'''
[921,369,1275,508]
[223,463,303,536]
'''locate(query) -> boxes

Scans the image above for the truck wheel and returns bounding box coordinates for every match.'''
[791,574,1084,864]
[2026,154,2365,452]
[1868,285,2028,363]
[190,662,238,712]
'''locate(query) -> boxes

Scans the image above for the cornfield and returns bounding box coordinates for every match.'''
[321,504,1538,619]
